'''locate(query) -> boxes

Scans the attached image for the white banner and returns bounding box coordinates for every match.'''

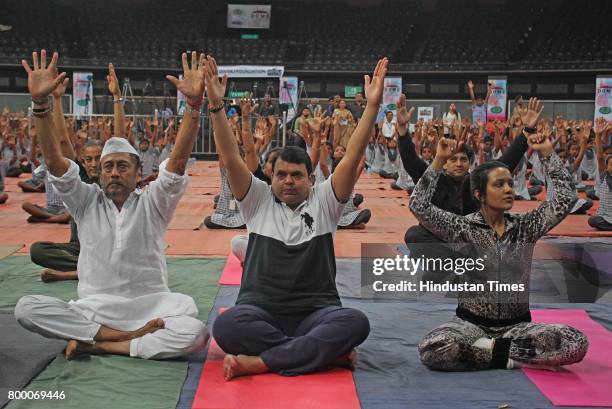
[418,107,434,123]
[218,65,283,78]
[227,5,271,29]
[72,72,93,118]
[279,76,298,122]
[595,77,612,121]
[377,77,402,123]
[487,77,507,121]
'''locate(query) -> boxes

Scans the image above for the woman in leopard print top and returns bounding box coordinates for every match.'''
[409,103,588,371]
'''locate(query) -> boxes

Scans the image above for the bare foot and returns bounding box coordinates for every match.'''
[64,340,79,359]
[41,269,78,283]
[332,350,358,370]
[223,354,269,381]
[130,318,165,339]
[64,340,95,360]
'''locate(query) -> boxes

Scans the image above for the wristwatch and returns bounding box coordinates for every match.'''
[523,126,537,134]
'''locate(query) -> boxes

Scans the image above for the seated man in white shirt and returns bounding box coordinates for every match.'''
[380,110,397,140]
[15,50,208,360]
[204,56,389,379]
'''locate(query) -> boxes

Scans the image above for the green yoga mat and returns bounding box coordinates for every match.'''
[2,256,224,409]
[0,256,224,320]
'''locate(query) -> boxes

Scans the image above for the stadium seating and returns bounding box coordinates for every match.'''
[0,0,609,70]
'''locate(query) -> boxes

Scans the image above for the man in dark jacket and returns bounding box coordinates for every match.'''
[395,94,529,258]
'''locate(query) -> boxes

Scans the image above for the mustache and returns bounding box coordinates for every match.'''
[103,177,128,190]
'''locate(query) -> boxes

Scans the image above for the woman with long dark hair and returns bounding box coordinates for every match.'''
[409,100,588,371]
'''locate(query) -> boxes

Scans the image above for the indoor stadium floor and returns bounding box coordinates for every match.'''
[1,160,611,409]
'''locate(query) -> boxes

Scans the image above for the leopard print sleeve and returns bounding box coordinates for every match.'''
[520,152,577,241]
[409,165,470,243]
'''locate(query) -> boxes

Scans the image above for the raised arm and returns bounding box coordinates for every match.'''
[203,56,251,200]
[493,122,504,153]
[150,112,159,147]
[308,111,326,171]
[521,131,576,239]
[126,118,135,146]
[50,77,76,160]
[484,82,492,105]
[594,118,611,173]
[320,133,331,179]
[21,50,70,176]
[467,80,476,104]
[107,63,126,138]
[572,125,590,172]
[239,97,259,173]
[332,58,388,202]
[164,52,205,175]
[396,94,427,182]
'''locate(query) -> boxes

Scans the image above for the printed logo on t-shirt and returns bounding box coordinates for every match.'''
[300,211,314,235]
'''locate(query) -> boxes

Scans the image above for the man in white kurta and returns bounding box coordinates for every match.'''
[15,48,210,360]
[15,153,207,359]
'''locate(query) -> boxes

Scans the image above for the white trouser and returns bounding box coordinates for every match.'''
[15,294,208,359]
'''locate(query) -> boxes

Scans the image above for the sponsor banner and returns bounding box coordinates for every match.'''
[228,90,251,98]
[218,65,284,78]
[486,77,507,121]
[417,107,434,122]
[72,72,93,118]
[595,77,612,121]
[227,5,272,29]
[377,77,402,122]
[345,85,363,98]
[279,76,298,122]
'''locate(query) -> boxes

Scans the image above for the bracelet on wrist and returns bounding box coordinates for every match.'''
[187,99,202,110]
[185,104,201,118]
[32,106,53,118]
[31,97,48,105]
[523,126,537,134]
[209,101,225,113]
[113,97,124,104]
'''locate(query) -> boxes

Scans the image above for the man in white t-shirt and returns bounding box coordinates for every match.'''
[380,110,397,140]
[206,56,390,379]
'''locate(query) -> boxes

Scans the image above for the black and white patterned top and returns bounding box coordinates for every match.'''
[211,168,245,227]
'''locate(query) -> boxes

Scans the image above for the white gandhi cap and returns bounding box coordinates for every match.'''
[101,137,139,160]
